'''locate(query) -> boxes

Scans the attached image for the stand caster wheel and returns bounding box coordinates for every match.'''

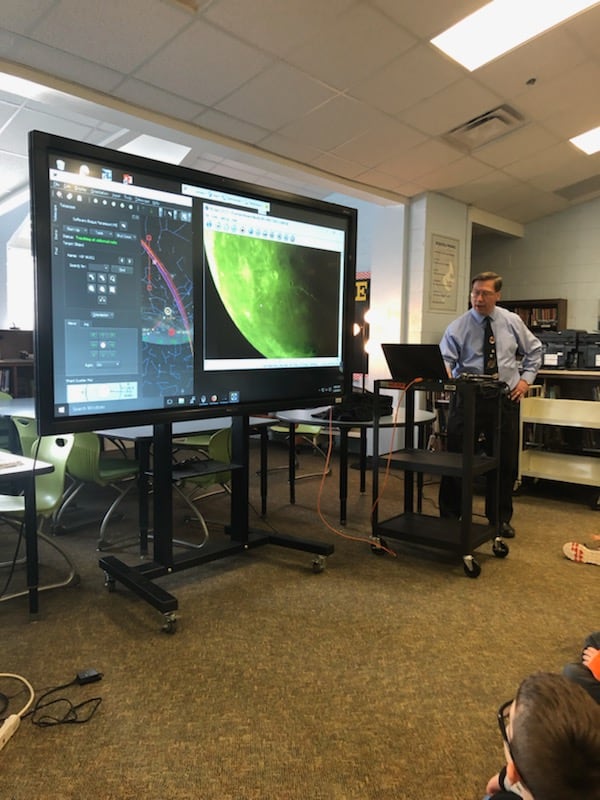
[370,537,387,556]
[463,555,481,578]
[103,572,116,592]
[312,555,326,573]
[492,538,509,558]
[161,614,178,634]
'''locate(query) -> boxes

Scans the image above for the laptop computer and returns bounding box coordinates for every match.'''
[381,343,449,385]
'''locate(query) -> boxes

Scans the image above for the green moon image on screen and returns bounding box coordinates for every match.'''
[205,229,337,358]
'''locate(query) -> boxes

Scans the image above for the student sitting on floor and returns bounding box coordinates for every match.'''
[483,672,600,800]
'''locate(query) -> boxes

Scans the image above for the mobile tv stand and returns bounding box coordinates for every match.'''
[371,378,509,578]
[99,416,333,633]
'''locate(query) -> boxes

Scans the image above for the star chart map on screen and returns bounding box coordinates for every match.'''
[29,131,357,434]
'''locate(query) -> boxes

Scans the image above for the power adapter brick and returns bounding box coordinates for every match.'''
[76,669,103,685]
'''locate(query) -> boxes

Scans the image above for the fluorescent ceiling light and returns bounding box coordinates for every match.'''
[570,125,600,155]
[0,72,57,101]
[118,135,191,165]
[431,0,600,71]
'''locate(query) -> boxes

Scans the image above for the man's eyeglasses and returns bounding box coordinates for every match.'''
[471,289,496,298]
[497,699,529,791]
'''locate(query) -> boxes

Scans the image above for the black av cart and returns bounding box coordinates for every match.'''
[371,378,509,578]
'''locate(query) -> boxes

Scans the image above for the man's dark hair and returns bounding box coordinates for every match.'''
[471,271,502,291]
[511,672,600,800]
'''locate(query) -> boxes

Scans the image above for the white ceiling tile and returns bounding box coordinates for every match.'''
[255,132,324,166]
[369,0,486,39]
[509,61,600,126]
[400,78,503,137]
[543,103,600,141]
[448,170,519,205]
[529,154,600,193]
[3,106,94,156]
[114,79,206,123]
[390,181,425,198]
[0,151,29,196]
[203,0,355,57]
[0,1,600,224]
[30,0,191,74]
[502,143,584,181]
[488,182,566,215]
[194,108,268,145]
[187,154,226,173]
[496,192,569,224]
[310,152,369,181]
[417,156,494,191]
[474,124,560,169]
[474,26,589,101]
[275,95,381,152]
[353,167,419,195]
[0,99,20,127]
[0,0,58,34]
[85,127,131,148]
[375,138,463,182]
[286,4,417,90]
[4,36,123,93]
[134,20,272,106]
[350,44,463,115]
[562,4,600,53]
[331,118,427,168]
[216,62,337,130]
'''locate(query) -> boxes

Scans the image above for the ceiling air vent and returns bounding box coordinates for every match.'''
[555,174,600,201]
[442,105,525,152]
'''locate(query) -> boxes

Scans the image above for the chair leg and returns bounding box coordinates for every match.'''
[0,524,26,568]
[52,480,86,531]
[96,481,137,551]
[171,483,210,548]
[0,529,79,603]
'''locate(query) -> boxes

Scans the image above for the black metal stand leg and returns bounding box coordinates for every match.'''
[359,428,367,494]
[137,441,150,557]
[288,423,296,504]
[259,427,268,516]
[100,416,335,631]
[339,428,348,524]
[24,473,39,614]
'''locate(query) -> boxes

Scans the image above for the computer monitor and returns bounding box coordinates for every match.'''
[29,131,357,434]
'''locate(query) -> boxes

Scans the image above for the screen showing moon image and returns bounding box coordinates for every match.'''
[202,202,345,370]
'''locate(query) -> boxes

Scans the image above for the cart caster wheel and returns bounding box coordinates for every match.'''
[162,614,178,634]
[370,537,387,556]
[492,538,509,558]
[103,572,116,592]
[463,555,481,578]
[312,555,326,573]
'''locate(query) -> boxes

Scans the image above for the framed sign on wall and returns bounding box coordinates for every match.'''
[428,234,459,312]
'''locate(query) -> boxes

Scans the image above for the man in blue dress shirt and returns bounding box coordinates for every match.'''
[439,271,542,537]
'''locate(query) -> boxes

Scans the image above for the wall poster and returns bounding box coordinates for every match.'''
[428,234,459,312]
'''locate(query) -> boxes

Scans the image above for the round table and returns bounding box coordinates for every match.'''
[276,406,435,524]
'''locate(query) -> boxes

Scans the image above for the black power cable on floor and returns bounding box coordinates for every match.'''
[22,670,104,728]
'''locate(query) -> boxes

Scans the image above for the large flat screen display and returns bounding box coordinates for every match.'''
[29,131,356,434]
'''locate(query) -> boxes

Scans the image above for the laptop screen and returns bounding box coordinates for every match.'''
[381,343,448,384]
